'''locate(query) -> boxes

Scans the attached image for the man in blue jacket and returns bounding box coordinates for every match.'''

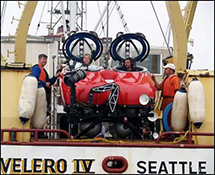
[32,53,61,137]
[32,54,60,105]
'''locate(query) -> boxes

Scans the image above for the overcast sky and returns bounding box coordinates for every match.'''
[1,1,214,70]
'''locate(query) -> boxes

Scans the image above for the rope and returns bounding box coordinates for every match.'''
[172,130,189,143]
[67,132,190,145]
[192,125,198,145]
[158,130,189,144]
[67,138,125,144]
[35,1,47,36]
[150,1,172,56]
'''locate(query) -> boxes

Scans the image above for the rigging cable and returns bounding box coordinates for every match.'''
[114,1,130,33]
[97,1,106,36]
[150,1,172,56]
[167,22,172,47]
[35,1,47,36]
[162,21,171,47]
[1,1,7,33]
[162,1,183,47]
[53,1,61,12]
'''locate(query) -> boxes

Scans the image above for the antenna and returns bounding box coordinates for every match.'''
[76,1,87,31]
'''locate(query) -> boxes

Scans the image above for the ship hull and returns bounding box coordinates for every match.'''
[1,144,214,174]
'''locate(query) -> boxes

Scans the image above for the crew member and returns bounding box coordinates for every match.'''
[31,54,61,137]
[32,54,61,107]
[75,53,103,71]
[122,57,135,71]
[151,63,180,110]
[151,63,180,128]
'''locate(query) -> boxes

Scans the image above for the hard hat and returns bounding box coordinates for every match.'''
[162,63,176,70]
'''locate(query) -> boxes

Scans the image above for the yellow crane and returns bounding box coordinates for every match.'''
[165,1,213,145]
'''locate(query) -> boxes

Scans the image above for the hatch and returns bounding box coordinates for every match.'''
[62,31,103,62]
[109,32,150,65]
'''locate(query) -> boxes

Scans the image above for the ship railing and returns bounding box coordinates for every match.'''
[1,128,71,142]
[1,129,214,147]
[155,131,214,144]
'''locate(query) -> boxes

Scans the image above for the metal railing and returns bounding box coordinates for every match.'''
[155,131,214,144]
[1,128,71,142]
[1,129,214,148]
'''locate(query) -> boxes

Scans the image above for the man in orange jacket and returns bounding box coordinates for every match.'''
[152,63,180,110]
[151,63,180,129]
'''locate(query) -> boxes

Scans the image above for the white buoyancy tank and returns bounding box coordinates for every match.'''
[171,87,188,131]
[188,77,205,128]
[18,75,38,124]
[31,87,47,129]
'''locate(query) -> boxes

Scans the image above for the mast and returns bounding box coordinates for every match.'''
[76,1,86,31]
[69,1,76,32]
[81,1,84,30]
[103,1,110,69]
[48,1,53,35]
[60,1,67,38]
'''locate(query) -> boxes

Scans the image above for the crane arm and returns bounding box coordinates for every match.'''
[165,1,197,71]
[165,1,187,71]
[183,1,198,40]
[14,1,38,63]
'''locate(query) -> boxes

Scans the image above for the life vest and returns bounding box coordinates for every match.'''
[32,64,49,82]
[160,75,180,129]
[38,64,47,82]
[32,64,51,104]
[161,75,180,98]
